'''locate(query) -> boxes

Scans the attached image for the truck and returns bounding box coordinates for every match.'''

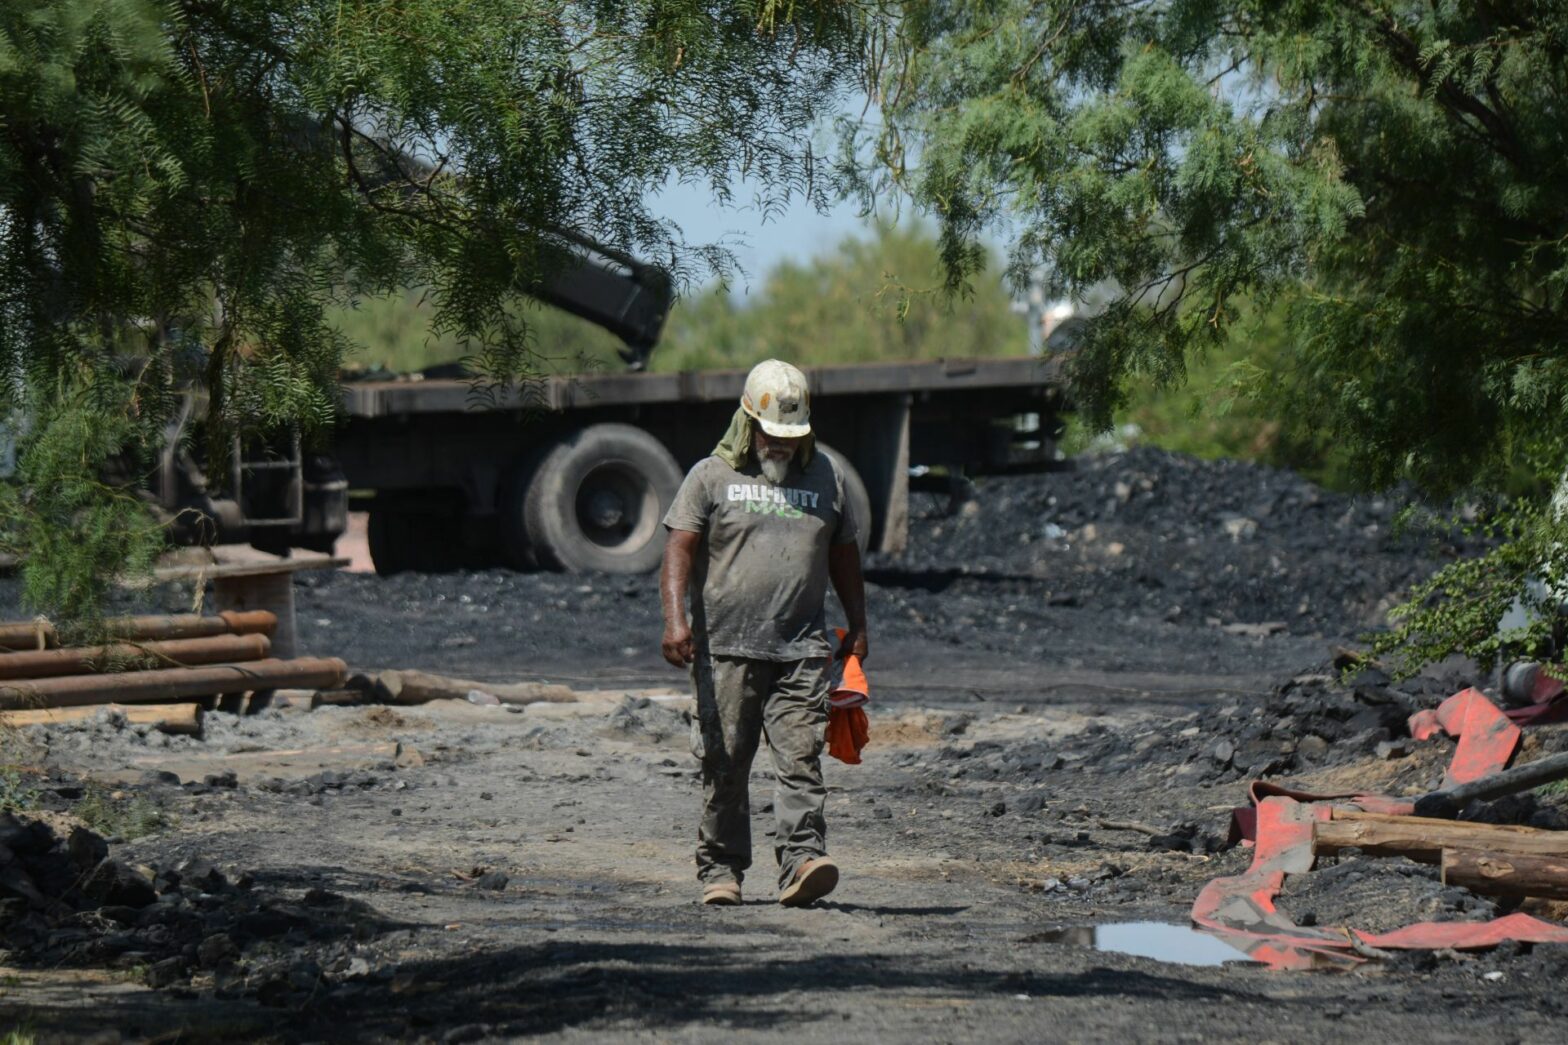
[148,242,1069,574]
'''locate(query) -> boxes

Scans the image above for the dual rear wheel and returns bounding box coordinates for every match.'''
[370,423,870,575]
[505,423,683,574]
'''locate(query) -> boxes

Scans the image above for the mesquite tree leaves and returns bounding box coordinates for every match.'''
[864,1,1568,496]
[0,0,865,620]
[864,2,1568,668]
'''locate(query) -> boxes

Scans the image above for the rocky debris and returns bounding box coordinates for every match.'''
[0,806,398,1008]
[474,871,509,891]
[257,769,402,797]
[2,811,161,929]
[604,695,689,745]
[1280,854,1501,934]
[81,857,158,908]
[3,448,1462,694]
[10,698,323,769]
[926,666,1439,797]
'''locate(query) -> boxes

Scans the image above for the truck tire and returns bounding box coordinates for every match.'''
[818,444,872,559]
[368,506,466,574]
[521,424,683,574]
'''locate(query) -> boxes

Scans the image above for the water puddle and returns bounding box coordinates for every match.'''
[1024,922,1259,967]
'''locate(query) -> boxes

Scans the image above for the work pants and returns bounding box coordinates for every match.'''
[690,653,829,890]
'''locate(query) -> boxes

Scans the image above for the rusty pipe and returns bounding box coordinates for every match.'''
[0,611,277,651]
[0,634,272,681]
[0,657,347,710]
[0,620,53,651]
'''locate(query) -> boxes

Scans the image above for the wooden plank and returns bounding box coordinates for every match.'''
[150,550,347,583]
[1314,810,1568,863]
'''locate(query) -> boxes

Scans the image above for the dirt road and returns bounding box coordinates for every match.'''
[13,685,1568,1042]
[5,449,1567,1042]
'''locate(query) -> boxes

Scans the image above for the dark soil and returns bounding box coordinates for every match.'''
[4,447,1567,1044]
[285,447,1464,687]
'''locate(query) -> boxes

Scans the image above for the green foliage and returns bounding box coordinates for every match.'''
[654,222,1028,371]
[1535,779,1568,800]
[864,1,1568,496]
[0,0,868,620]
[1367,502,1568,679]
[330,290,626,376]
[1062,295,1363,487]
[73,783,166,840]
[334,222,1030,375]
[0,392,165,638]
[866,1,1568,668]
[0,765,41,814]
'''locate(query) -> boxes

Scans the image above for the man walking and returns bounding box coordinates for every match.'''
[660,359,869,907]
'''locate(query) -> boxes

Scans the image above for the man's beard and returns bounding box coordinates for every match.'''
[759,452,792,484]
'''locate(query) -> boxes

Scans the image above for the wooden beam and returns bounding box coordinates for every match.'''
[1442,848,1568,900]
[373,669,576,707]
[1314,810,1568,863]
[0,702,201,735]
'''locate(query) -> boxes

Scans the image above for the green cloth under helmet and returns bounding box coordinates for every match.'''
[712,407,816,471]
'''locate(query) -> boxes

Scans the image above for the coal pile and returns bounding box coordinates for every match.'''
[923,667,1456,795]
[0,446,1455,690]
[878,448,1455,635]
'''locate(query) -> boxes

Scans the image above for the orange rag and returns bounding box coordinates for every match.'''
[827,629,870,763]
[827,706,869,764]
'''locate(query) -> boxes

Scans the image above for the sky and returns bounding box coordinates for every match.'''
[648,176,872,291]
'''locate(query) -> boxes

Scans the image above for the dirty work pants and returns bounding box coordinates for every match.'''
[691,654,829,891]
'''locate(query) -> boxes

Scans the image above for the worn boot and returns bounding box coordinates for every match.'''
[778,857,838,907]
[702,881,742,906]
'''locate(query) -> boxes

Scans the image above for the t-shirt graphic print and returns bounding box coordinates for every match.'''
[664,452,858,660]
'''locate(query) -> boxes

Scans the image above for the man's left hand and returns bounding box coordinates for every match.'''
[836,626,869,662]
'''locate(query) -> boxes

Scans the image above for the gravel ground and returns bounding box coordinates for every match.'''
[4,448,1567,1044]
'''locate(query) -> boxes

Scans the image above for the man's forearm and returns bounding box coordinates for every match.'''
[660,531,700,667]
[661,538,693,627]
[661,552,686,627]
[828,543,866,629]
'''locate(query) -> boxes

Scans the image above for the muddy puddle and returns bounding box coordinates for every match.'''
[1025,922,1259,967]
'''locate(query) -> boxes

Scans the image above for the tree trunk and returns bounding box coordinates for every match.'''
[373,669,577,707]
[1442,848,1568,900]
[1313,810,1568,863]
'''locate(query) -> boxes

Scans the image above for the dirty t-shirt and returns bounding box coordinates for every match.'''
[663,452,858,661]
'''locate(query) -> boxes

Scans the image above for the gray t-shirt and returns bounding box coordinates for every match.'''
[663,451,859,660]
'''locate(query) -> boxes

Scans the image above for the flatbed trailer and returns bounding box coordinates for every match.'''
[334,355,1067,574]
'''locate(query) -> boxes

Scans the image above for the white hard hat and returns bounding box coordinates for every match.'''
[740,359,812,437]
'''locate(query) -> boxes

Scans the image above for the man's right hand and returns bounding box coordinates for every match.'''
[662,621,695,668]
